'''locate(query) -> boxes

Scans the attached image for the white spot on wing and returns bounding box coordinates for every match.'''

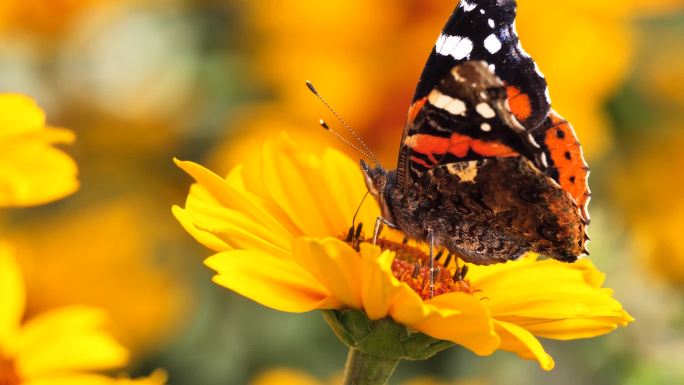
[480,123,492,132]
[446,161,479,183]
[435,34,473,60]
[480,8,485,14]
[428,90,467,116]
[527,133,541,148]
[475,102,496,119]
[484,34,502,54]
[488,19,495,28]
[540,152,548,168]
[461,0,477,12]
[544,87,552,103]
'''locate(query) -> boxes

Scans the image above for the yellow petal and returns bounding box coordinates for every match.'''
[172,205,230,252]
[0,94,46,138]
[176,202,291,259]
[0,94,78,207]
[388,287,431,325]
[181,185,292,257]
[174,159,297,246]
[0,137,79,207]
[260,134,368,238]
[206,250,337,312]
[291,237,363,309]
[249,368,323,385]
[359,244,403,320]
[318,146,380,229]
[521,315,633,340]
[0,242,25,353]
[24,375,117,385]
[473,258,632,341]
[407,293,499,356]
[24,370,167,385]
[494,320,554,371]
[17,307,129,377]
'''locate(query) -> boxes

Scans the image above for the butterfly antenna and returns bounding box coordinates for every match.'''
[352,191,369,228]
[306,80,382,168]
[319,119,376,164]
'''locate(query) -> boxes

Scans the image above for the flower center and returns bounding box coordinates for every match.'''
[376,238,474,299]
[344,223,473,300]
[0,355,21,385]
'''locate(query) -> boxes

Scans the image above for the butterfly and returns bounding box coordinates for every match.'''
[360,0,590,270]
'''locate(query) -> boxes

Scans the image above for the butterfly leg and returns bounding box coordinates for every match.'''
[428,228,435,299]
[372,216,396,246]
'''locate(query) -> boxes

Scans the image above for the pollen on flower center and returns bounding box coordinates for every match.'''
[342,223,473,300]
[376,238,474,299]
[0,355,21,385]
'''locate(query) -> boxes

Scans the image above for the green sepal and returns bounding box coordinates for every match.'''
[322,308,454,361]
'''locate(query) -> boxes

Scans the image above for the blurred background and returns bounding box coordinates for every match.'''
[1,0,684,384]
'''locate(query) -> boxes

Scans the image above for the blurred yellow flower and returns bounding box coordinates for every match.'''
[0,242,129,385]
[26,369,168,385]
[249,367,486,385]
[614,131,684,285]
[10,199,192,355]
[250,368,324,385]
[0,0,111,35]
[0,94,78,208]
[516,0,681,157]
[174,133,632,370]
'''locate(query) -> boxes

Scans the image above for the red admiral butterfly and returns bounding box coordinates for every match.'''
[311,0,590,294]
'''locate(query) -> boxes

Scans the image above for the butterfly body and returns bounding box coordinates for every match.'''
[361,0,590,266]
[364,155,584,265]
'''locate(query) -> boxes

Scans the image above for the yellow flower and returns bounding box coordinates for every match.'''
[249,367,486,385]
[9,199,192,355]
[24,369,168,385]
[0,94,78,208]
[173,133,632,370]
[250,368,325,385]
[0,241,129,384]
[613,131,684,285]
[0,0,111,35]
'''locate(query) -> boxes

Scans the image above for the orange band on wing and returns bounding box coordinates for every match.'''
[410,156,431,168]
[471,140,518,157]
[409,134,451,156]
[506,85,532,122]
[407,133,519,167]
[407,97,428,125]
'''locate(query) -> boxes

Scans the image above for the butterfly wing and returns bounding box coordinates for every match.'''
[532,111,591,223]
[411,0,550,130]
[397,60,545,190]
[398,0,590,224]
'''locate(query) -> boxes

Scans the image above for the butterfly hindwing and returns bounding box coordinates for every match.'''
[533,110,591,223]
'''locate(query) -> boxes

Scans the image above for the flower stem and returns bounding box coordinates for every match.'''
[342,347,400,385]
